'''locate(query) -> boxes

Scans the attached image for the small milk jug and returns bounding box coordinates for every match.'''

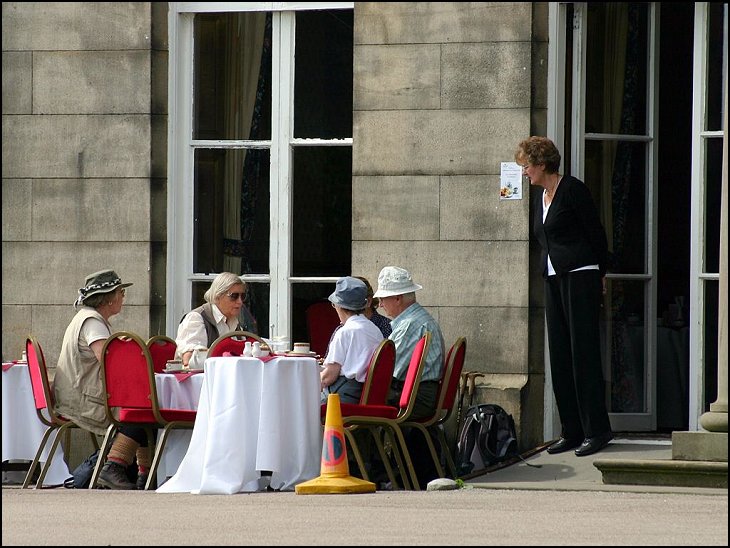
[252,341,262,358]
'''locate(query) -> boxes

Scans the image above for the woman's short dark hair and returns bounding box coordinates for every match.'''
[354,275,378,311]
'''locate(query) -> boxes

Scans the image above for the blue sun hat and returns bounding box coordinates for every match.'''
[328,276,368,311]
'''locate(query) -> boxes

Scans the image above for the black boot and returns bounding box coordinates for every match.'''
[98,461,136,490]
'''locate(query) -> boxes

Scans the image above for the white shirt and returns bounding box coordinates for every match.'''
[175,303,239,357]
[324,315,384,383]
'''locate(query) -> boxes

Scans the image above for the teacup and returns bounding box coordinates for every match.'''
[293,342,310,354]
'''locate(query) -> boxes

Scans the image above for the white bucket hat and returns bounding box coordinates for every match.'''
[373,266,423,298]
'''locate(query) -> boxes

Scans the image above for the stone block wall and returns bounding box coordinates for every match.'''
[352,2,548,447]
[1,2,168,374]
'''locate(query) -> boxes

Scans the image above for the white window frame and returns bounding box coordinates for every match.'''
[688,2,725,431]
[166,2,354,337]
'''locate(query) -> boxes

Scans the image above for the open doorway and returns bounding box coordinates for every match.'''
[563,2,703,433]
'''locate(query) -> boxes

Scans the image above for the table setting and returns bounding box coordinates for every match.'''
[156,354,322,494]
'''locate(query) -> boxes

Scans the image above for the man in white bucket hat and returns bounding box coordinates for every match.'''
[374,266,445,418]
[373,266,445,488]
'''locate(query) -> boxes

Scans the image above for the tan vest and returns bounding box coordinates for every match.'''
[53,308,111,436]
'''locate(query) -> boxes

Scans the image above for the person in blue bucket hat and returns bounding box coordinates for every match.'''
[320,276,384,404]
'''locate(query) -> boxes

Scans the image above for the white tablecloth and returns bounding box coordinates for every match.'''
[2,364,71,485]
[157,356,322,494]
[154,373,205,481]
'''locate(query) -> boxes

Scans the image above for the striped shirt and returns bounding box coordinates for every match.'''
[389,302,445,382]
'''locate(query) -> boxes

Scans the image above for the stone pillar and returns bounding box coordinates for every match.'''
[699,68,728,434]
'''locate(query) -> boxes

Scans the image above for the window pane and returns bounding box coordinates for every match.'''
[601,278,647,413]
[584,140,646,274]
[191,281,270,338]
[294,10,353,138]
[193,12,272,141]
[703,280,719,410]
[705,3,725,131]
[292,283,337,352]
[292,147,352,277]
[194,148,270,275]
[704,137,722,273]
[585,3,648,135]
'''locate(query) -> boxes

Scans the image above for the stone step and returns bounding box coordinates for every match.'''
[593,458,728,489]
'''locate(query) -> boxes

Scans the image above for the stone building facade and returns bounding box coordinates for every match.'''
[3,2,726,458]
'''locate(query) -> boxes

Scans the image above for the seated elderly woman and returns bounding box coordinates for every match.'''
[320,276,384,404]
[54,269,148,490]
[175,272,254,367]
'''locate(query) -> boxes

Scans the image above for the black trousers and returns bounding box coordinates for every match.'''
[544,270,611,440]
[321,376,363,405]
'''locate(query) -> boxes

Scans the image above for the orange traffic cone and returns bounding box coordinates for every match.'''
[295,393,376,494]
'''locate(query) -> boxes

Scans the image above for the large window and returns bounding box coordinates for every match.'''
[167,3,354,342]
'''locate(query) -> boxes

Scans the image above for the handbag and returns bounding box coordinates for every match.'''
[64,449,99,489]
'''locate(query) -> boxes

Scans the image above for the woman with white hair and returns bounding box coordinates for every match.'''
[175,272,252,367]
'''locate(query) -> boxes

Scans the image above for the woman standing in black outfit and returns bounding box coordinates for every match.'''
[516,136,613,457]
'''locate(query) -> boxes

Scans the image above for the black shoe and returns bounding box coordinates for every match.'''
[546,437,582,454]
[136,473,149,490]
[97,461,136,490]
[575,432,613,457]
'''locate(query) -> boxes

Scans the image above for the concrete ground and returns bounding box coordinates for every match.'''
[466,436,728,494]
[2,438,727,546]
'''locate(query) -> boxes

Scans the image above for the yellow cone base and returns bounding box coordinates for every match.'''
[295,394,376,494]
[295,473,375,494]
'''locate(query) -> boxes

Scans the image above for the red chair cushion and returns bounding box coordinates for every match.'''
[118,408,196,423]
[340,403,399,419]
[320,402,399,420]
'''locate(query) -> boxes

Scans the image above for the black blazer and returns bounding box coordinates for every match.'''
[532,175,609,279]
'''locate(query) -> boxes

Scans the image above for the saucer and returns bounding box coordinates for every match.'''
[284,351,317,357]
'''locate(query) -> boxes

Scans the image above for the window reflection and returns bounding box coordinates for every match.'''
[601,278,647,414]
[585,3,648,135]
[584,141,646,274]
[193,148,270,275]
[193,12,272,141]
[292,147,352,277]
[294,10,353,138]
